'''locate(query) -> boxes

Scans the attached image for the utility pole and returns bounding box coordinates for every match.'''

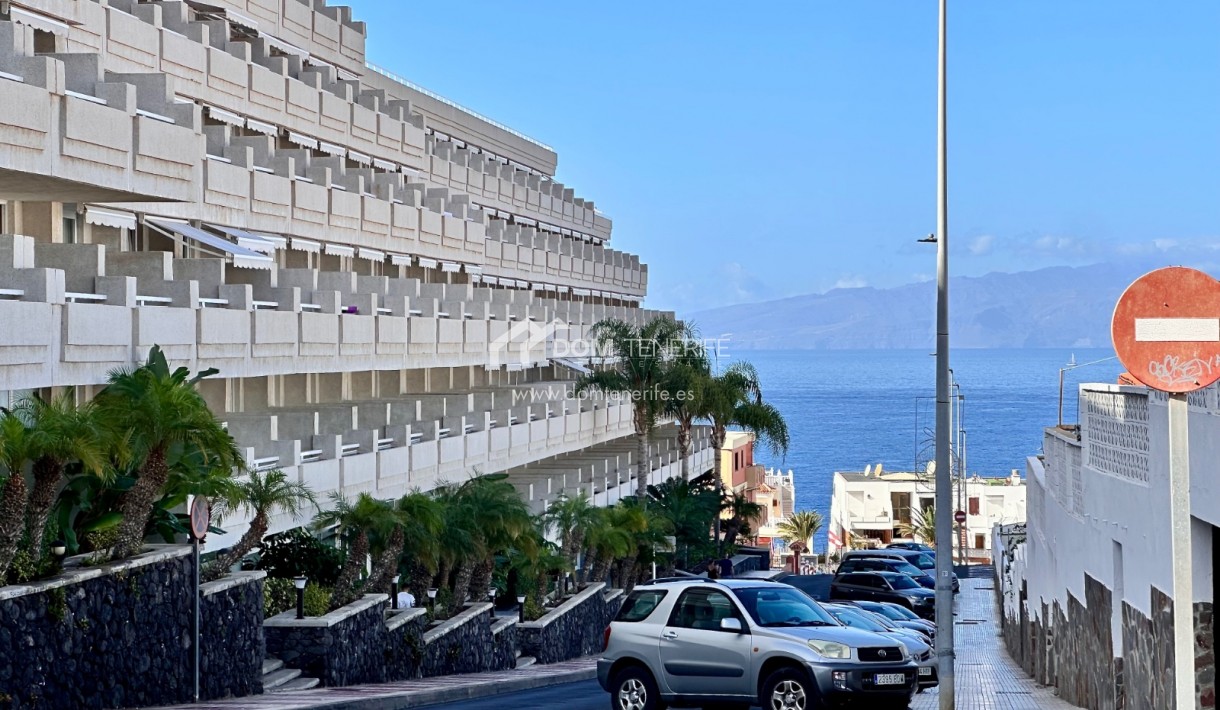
[933,0,955,707]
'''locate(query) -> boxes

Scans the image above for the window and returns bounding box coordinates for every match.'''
[968,497,980,516]
[616,590,667,623]
[668,589,740,631]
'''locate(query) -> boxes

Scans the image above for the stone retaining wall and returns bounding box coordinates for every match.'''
[421,603,494,677]
[383,608,429,681]
[1002,573,1214,710]
[519,583,623,664]
[489,616,519,671]
[0,546,264,709]
[265,595,389,687]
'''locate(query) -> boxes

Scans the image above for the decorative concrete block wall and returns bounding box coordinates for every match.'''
[519,583,623,665]
[0,546,264,709]
[264,594,388,687]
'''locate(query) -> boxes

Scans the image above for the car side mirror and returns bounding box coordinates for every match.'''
[720,617,744,633]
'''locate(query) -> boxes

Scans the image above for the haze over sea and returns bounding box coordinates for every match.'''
[742,348,1123,551]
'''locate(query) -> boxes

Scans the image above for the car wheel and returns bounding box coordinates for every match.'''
[761,666,817,710]
[609,665,663,710]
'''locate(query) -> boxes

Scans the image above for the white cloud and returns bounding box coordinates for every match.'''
[968,234,995,256]
[832,275,868,290]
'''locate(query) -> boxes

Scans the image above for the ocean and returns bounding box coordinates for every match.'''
[739,348,1124,550]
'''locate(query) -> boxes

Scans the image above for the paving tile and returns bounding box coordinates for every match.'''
[912,577,1076,709]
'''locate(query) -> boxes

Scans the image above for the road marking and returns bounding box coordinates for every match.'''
[1134,318,1220,342]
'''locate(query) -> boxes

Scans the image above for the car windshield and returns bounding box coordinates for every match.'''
[883,604,921,621]
[892,562,924,576]
[734,587,839,628]
[911,554,935,570]
[828,608,887,633]
[870,605,908,621]
[886,574,921,590]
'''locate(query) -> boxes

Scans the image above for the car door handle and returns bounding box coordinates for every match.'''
[661,630,679,640]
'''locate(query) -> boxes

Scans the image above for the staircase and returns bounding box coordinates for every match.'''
[514,650,536,669]
[261,657,320,693]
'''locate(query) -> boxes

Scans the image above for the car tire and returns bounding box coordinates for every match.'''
[609,665,664,710]
[761,666,818,710]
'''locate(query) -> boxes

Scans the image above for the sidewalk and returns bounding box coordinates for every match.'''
[912,576,1077,710]
[147,658,596,710]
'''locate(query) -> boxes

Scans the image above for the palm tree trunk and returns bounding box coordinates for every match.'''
[112,445,170,560]
[436,559,451,592]
[25,457,63,559]
[469,557,495,603]
[711,428,726,556]
[581,546,599,584]
[0,467,28,582]
[407,558,432,600]
[451,559,475,608]
[620,549,639,592]
[532,570,549,610]
[723,519,742,551]
[635,426,650,500]
[365,526,405,595]
[592,553,613,584]
[330,531,369,610]
[678,423,690,481]
[202,512,268,582]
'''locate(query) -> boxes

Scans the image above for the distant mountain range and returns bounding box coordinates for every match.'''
[684,262,1164,350]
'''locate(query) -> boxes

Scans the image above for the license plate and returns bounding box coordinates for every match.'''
[875,673,905,686]
[919,667,933,676]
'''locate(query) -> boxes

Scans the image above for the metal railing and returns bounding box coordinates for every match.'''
[364,62,553,152]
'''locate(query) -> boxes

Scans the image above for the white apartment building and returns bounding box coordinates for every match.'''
[828,465,1026,560]
[0,0,715,550]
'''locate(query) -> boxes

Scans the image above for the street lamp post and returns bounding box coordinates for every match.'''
[932,0,955,708]
[488,589,497,620]
[390,575,400,610]
[517,595,527,623]
[427,587,438,614]
[294,576,308,620]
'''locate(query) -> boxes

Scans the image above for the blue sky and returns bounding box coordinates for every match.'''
[355,1,1220,315]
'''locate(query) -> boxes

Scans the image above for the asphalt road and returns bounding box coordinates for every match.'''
[415,678,761,710]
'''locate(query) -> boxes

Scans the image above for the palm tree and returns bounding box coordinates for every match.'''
[316,493,398,609]
[584,506,634,584]
[203,470,318,582]
[577,317,690,500]
[721,492,764,550]
[777,510,823,558]
[898,506,938,544]
[365,490,443,597]
[543,492,599,574]
[16,393,110,561]
[95,346,241,560]
[434,474,532,606]
[0,411,33,581]
[660,343,711,481]
[604,502,649,591]
[699,361,789,552]
[647,477,720,569]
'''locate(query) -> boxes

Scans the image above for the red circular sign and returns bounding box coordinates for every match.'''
[189,497,210,541]
[1112,267,1220,393]
[954,510,967,524]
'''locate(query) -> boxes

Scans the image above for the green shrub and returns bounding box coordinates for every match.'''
[263,577,332,618]
[257,529,343,586]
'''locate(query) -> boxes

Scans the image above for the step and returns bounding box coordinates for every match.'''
[515,649,522,659]
[515,656,536,669]
[261,658,285,676]
[269,677,320,693]
[262,668,303,690]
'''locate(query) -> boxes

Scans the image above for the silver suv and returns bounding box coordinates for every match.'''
[598,578,919,710]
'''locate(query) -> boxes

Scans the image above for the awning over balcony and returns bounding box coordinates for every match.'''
[11,7,70,36]
[207,224,284,255]
[146,218,273,270]
[84,207,136,230]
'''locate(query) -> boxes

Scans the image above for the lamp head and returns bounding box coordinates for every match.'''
[391,574,400,584]
[427,588,438,599]
[293,576,308,590]
[50,541,66,556]
[517,595,526,604]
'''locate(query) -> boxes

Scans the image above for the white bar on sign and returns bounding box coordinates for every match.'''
[1134,318,1220,342]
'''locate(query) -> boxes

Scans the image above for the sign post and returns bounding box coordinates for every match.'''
[189,497,210,704]
[1112,266,1220,710]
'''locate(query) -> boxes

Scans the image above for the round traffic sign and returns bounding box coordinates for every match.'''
[189,497,210,541]
[1112,266,1220,393]
[954,510,967,524]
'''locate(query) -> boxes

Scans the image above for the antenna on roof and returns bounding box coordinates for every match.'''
[876,463,884,475]
[864,464,873,476]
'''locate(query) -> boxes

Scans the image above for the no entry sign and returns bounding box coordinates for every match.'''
[1111,266,1220,393]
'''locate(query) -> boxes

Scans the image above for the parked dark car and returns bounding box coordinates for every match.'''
[847,600,937,639]
[835,557,934,589]
[776,573,832,601]
[887,542,934,552]
[830,572,936,619]
[840,549,959,593]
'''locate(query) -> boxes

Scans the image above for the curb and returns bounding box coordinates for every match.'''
[288,666,598,710]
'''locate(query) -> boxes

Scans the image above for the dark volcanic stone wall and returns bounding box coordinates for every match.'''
[0,548,263,710]
[384,608,429,681]
[489,617,519,671]
[265,595,388,687]
[199,573,265,700]
[421,604,493,677]
[519,584,623,665]
[1055,577,1116,710]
